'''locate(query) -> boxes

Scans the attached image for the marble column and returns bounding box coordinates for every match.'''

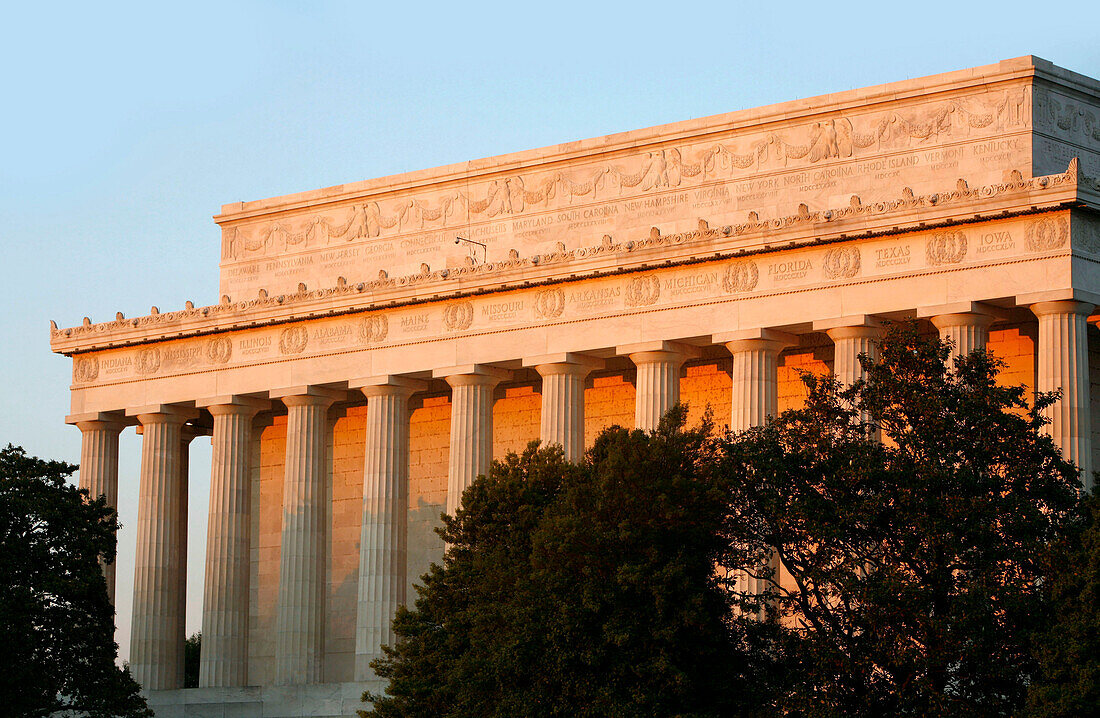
[815,317,882,435]
[126,405,197,691]
[714,331,793,613]
[435,365,512,516]
[918,302,1002,358]
[348,376,425,680]
[1032,301,1094,488]
[524,353,604,461]
[619,341,700,432]
[717,329,797,431]
[816,319,882,388]
[196,397,268,688]
[931,314,995,357]
[270,386,343,685]
[70,413,125,604]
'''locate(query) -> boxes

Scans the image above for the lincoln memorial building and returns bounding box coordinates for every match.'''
[51,57,1100,717]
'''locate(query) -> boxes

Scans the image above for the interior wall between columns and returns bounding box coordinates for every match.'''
[492,381,541,458]
[680,358,732,430]
[988,323,1038,399]
[584,369,636,444]
[328,403,368,683]
[407,393,450,598]
[250,414,285,687]
[1088,325,1100,479]
[777,339,833,414]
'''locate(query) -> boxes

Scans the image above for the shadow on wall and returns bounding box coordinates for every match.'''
[407,497,446,599]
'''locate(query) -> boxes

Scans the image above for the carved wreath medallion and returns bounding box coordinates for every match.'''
[1077,221,1100,255]
[358,314,389,343]
[723,261,759,293]
[1025,216,1069,252]
[135,347,162,375]
[73,356,99,383]
[206,336,233,364]
[926,230,968,266]
[443,301,474,331]
[625,275,660,307]
[534,288,565,319]
[278,326,309,355]
[822,247,861,279]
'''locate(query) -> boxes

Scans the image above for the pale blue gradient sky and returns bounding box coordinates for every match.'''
[2,0,1098,660]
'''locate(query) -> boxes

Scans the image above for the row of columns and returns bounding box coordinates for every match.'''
[73,302,1095,690]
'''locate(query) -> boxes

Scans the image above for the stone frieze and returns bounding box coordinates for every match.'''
[69,209,1076,388]
[223,89,1034,260]
[52,160,1092,356]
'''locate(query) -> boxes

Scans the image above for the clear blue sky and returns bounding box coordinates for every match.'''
[2,0,1098,660]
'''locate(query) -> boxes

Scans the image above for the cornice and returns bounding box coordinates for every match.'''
[52,160,1096,356]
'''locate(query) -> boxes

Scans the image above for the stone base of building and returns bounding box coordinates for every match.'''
[144,681,383,718]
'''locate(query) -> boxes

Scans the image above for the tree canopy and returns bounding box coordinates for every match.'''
[718,324,1083,716]
[1026,492,1100,716]
[0,444,150,718]
[363,411,765,718]
[365,324,1094,717]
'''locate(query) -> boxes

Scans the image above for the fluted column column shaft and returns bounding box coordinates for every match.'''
[354,381,420,680]
[536,364,591,461]
[727,339,788,431]
[75,419,123,604]
[130,411,190,690]
[823,323,882,437]
[1033,301,1093,489]
[630,350,690,432]
[931,312,995,357]
[445,374,502,516]
[274,392,335,685]
[826,326,881,388]
[718,333,792,615]
[199,402,261,688]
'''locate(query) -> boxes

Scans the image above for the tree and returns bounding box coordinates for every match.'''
[363,411,766,718]
[717,324,1083,717]
[185,632,202,689]
[0,444,151,718]
[1026,492,1100,716]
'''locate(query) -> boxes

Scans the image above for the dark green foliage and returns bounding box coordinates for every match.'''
[0,444,151,718]
[185,632,202,689]
[1026,493,1100,716]
[718,324,1082,717]
[361,324,1093,717]
[363,411,761,718]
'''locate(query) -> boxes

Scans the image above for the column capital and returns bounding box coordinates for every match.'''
[196,396,272,416]
[67,411,128,431]
[1029,300,1096,319]
[617,340,701,365]
[270,385,346,408]
[1016,288,1100,308]
[523,352,605,376]
[350,375,429,398]
[433,364,513,388]
[916,301,1009,322]
[715,328,798,355]
[812,314,882,333]
[928,312,997,334]
[126,404,200,423]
